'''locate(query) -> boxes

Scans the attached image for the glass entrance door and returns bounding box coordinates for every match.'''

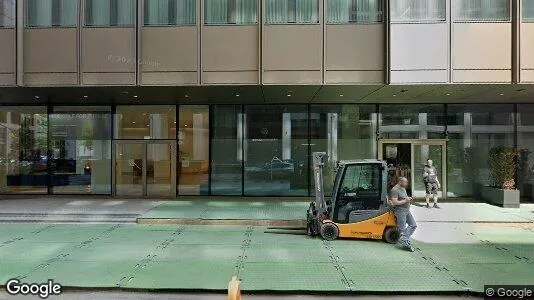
[379,140,447,199]
[115,141,176,197]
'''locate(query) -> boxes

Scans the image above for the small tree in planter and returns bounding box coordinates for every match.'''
[488,146,519,190]
[482,146,520,208]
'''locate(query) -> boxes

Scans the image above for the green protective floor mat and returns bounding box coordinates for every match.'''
[1,223,533,293]
[444,263,534,293]
[154,244,243,262]
[239,262,348,291]
[123,261,236,290]
[415,243,526,264]
[0,260,46,283]
[332,240,425,264]
[23,260,137,288]
[341,262,464,292]
[0,224,48,241]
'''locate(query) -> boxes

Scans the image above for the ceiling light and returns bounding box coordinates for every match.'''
[132,121,136,124]
[83,95,88,98]
[133,95,138,98]
[287,94,292,97]
[339,94,344,97]
[235,93,240,97]
[499,93,504,96]
[184,94,189,98]
[34,96,40,99]
[392,94,397,97]
[445,93,451,96]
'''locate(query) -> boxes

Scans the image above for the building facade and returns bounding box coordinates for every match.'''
[1,0,534,199]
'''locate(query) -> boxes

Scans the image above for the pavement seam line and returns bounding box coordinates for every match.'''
[234,226,254,278]
[414,245,470,291]
[0,224,56,249]
[116,225,187,288]
[323,240,354,291]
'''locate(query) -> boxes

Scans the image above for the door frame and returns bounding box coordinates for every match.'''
[113,140,177,198]
[377,139,447,200]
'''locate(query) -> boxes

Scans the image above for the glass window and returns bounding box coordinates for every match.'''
[455,0,510,22]
[310,105,376,195]
[446,104,514,198]
[49,107,112,195]
[25,0,77,27]
[85,0,136,27]
[327,0,383,24]
[178,106,209,195]
[204,0,258,24]
[144,0,196,25]
[0,107,48,194]
[244,105,309,196]
[266,0,319,24]
[211,105,243,195]
[115,106,176,139]
[390,0,446,22]
[379,104,446,139]
[0,0,15,27]
[517,104,534,197]
[524,0,534,22]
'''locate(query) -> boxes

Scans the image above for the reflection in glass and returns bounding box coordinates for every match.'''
[49,107,112,194]
[144,0,196,25]
[204,0,258,24]
[0,107,48,194]
[244,105,308,196]
[390,0,446,22]
[266,0,319,24]
[327,0,383,24]
[211,105,243,195]
[115,143,144,196]
[310,105,376,195]
[455,0,510,22]
[147,143,173,197]
[85,0,136,27]
[379,104,446,140]
[524,0,534,21]
[178,106,209,195]
[0,0,15,27]
[115,106,176,139]
[446,104,514,198]
[25,0,77,27]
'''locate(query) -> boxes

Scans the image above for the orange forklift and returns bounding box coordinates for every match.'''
[306,152,399,243]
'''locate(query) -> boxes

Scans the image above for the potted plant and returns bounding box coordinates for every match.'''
[480,146,520,208]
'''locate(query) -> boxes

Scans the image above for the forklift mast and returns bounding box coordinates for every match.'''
[312,152,328,216]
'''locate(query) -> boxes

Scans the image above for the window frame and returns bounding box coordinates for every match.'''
[453,0,512,23]
[265,0,320,25]
[326,0,384,25]
[84,0,137,28]
[24,0,78,28]
[204,0,258,25]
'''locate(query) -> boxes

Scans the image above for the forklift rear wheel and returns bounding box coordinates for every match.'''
[320,223,339,241]
[383,227,400,244]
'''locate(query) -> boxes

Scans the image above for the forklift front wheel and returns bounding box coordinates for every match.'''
[320,223,339,241]
[383,227,400,244]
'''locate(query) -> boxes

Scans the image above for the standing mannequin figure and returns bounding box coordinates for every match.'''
[423,159,441,209]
